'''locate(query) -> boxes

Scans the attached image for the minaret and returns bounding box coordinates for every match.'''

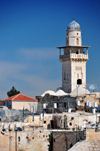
[57,19,90,93]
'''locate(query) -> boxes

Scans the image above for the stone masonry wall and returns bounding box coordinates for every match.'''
[0,130,50,151]
[53,130,85,151]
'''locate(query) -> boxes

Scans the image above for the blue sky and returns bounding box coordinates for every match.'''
[0,0,100,98]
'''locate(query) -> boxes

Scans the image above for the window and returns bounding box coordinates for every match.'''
[76,51,78,54]
[69,122,72,126]
[77,74,79,79]
[64,102,66,108]
[76,38,79,45]
[70,143,73,148]
[44,121,46,124]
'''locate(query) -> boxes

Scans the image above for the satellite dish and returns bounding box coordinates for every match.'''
[89,84,97,92]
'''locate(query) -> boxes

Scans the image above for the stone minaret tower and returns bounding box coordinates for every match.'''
[57,19,90,93]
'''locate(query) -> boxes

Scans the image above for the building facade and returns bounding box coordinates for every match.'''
[57,19,90,93]
[2,93,38,113]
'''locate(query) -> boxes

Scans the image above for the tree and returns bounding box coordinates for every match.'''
[7,86,20,97]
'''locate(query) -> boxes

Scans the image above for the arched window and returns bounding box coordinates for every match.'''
[70,143,73,148]
[76,38,79,45]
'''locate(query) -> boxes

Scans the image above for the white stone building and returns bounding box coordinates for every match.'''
[57,19,90,93]
[2,93,38,113]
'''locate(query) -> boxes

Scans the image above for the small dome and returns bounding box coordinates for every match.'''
[41,90,57,97]
[56,90,68,96]
[70,86,90,97]
[67,19,80,31]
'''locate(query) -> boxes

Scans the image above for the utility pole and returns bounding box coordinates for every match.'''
[32,106,34,131]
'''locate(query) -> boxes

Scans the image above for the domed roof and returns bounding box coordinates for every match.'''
[70,86,90,97]
[56,90,68,96]
[41,89,68,97]
[41,90,57,97]
[67,19,80,31]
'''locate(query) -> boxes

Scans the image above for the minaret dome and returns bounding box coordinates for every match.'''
[66,19,82,46]
[67,19,80,31]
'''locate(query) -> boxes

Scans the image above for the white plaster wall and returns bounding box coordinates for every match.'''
[68,31,81,36]
[62,60,87,93]
[12,101,38,113]
[66,30,82,46]
[71,61,86,91]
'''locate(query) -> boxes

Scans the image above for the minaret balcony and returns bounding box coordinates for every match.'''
[70,53,88,60]
[59,53,88,60]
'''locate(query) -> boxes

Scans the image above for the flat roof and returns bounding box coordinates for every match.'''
[57,46,90,49]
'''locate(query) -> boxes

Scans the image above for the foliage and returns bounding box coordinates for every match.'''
[7,86,20,97]
[64,115,67,119]
[48,132,53,151]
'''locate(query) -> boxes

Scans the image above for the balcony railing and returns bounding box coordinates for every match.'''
[60,54,70,59]
[60,53,88,60]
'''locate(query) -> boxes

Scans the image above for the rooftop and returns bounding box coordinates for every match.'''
[2,93,38,102]
[57,46,90,49]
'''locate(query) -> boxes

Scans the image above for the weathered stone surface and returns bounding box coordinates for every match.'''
[0,130,50,151]
[68,131,100,151]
